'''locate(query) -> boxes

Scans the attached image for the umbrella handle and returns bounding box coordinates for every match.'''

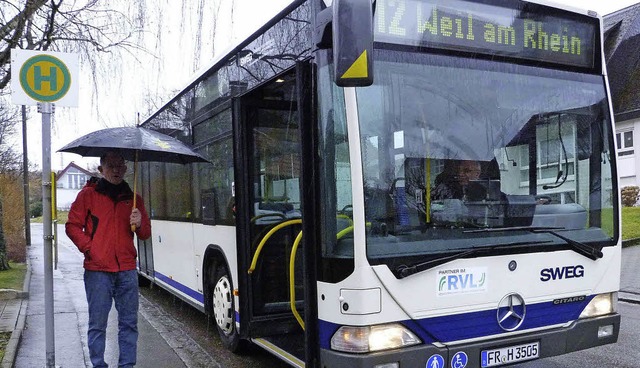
[131,151,138,232]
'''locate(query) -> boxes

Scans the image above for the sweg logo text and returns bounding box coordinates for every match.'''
[540,265,584,282]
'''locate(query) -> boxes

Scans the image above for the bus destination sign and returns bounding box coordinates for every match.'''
[374,0,597,68]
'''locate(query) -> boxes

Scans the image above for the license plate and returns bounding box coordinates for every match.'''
[481,341,539,367]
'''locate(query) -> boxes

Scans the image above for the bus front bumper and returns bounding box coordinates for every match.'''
[320,313,620,368]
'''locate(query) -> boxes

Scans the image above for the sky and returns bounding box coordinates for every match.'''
[559,0,639,15]
[14,0,640,171]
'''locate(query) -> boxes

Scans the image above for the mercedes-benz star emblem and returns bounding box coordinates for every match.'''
[497,293,526,331]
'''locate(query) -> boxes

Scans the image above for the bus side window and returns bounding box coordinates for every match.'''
[201,190,216,224]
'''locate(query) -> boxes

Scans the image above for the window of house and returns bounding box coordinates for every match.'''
[519,119,576,185]
[67,173,87,189]
[616,130,634,156]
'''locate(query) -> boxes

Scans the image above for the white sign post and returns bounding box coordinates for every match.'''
[11,49,79,368]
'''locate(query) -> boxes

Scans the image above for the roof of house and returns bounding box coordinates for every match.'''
[56,162,96,182]
[604,3,640,122]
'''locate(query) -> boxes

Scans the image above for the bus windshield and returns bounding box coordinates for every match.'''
[351,51,616,270]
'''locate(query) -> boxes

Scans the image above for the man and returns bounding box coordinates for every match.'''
[66,150,151,368]
[431,159,482,200]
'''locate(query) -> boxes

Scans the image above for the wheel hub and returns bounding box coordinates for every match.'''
[213,275,234,335]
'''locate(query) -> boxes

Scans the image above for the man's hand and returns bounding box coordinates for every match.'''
[130,208,142,229]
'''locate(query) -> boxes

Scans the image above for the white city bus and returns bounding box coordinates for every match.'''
[135,0,621,366]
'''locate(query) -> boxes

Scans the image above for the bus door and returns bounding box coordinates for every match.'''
[234,65,315,365]
[137,161,154,282]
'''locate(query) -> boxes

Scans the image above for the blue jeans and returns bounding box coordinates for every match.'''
[84,270,139,368]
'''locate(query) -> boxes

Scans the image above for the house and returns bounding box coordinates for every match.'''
[55,162,96,211]
[604,4,640,188]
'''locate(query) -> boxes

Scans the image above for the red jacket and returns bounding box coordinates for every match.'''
[66,178,151,272]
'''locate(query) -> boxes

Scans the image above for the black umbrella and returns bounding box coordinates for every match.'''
[58,126,208,164]
[58,126,209,230]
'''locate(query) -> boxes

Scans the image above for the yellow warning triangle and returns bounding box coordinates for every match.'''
[341,50,368,79]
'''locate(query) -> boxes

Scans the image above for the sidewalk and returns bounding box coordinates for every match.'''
[0,224,193,368]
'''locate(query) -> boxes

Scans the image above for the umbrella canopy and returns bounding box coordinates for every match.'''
[58,126,208,164]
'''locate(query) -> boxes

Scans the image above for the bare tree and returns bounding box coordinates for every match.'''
[0,194,8,270]
[0,99,19,270]
[0,100,20,171]
[0,0,145,91]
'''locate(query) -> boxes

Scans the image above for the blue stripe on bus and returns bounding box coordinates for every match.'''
[154,271,205,304]
[318,295,594,349]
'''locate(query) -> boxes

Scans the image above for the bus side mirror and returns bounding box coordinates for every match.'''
[332,0,374,87]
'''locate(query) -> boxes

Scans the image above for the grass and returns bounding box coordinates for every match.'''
[622,206,640,241]
[0,262,27,291]
[0,332,10,362]
[31,211,68,224]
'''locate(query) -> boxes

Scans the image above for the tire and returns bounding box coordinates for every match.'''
[211,264,244,352]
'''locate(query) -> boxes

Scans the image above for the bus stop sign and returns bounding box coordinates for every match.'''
[11,49,79,107]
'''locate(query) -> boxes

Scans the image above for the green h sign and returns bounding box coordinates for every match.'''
[19,54,71,102]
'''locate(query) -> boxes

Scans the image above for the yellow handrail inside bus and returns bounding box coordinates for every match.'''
[336,225,354,240]
[336,222,371,240]
[248,219,302,274]
[336,214,353,225]
[287,220,371,330]
[289,230,305,330]
[51,172,58,270]
[426,158,431,223]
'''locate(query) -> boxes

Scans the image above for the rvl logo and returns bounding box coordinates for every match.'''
[437,267,487,295]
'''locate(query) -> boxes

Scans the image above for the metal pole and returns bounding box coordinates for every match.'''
[39,102,56,367]
[22,105,31,245]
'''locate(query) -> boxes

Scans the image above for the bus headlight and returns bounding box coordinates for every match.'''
[579,292,617,318]
[330,323,421,353]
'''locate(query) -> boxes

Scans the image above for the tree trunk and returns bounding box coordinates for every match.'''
[0,192,10,271]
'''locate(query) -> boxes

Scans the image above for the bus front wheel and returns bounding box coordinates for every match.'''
[211,265,243,352]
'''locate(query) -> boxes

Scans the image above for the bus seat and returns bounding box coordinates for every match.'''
[259,201,294,213]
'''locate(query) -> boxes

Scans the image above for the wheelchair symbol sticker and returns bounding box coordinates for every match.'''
[451,351,468,368]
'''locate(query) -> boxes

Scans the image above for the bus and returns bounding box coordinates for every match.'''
[135,0,621,367]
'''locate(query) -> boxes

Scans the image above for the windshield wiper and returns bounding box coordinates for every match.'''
[394,240,550,279]
[465,226,604,260]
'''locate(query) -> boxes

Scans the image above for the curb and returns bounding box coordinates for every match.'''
[622,238,640,247]
[0,258,31,368]
[619,291,640,305]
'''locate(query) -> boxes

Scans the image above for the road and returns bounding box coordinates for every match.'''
[141,289,640,368]
[138,285,288,368]
[516,302,640,367]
